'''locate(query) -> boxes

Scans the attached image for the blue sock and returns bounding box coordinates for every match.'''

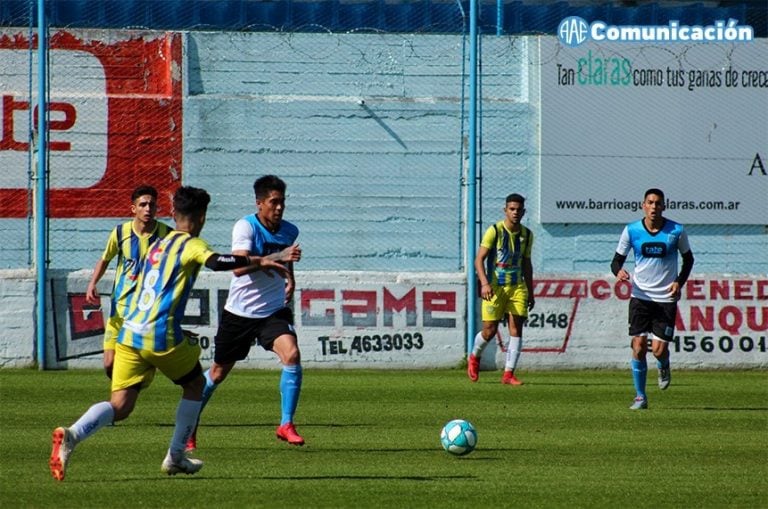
[631,358,647,399]
[200,369,218,412]
[656,356,670,370]
[280,365,303,426]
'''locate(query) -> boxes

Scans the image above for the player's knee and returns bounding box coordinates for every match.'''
[481,323,497,340]
[283,347,301,365]
[652,342,669,358]
[111,401,134,421]
[208,363,231,384]
[631,337,647,355]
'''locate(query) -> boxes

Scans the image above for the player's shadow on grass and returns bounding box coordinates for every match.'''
[669,406,768,411]
[260,474,478,481]
[155,422,394,429]
[526,381,636,387]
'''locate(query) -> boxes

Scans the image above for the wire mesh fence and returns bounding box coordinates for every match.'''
[1,0,766,274]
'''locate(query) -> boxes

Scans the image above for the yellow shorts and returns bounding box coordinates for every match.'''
[111,337,201,392]
[481,282,529,322]
[103,315,122,351]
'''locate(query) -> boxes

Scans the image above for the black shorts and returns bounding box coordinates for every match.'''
[628,297,678,342]
[213,307,296,364]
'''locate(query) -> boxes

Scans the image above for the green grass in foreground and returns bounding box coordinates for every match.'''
[0,368,766,508]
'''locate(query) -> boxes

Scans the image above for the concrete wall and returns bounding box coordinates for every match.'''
[1,29,765,370]
[3,269,765,369]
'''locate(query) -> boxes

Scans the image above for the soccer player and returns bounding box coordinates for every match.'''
[49,186,289,481]
[188,175,304,451]
[611,188,694,410]
[468,193,535,385]
[85,185,172,379]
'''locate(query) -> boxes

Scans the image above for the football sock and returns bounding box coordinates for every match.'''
[280,364,303,426]
[69,401,114,443]
[170,398,202,458]
[631,358,648,399]
[656,354,670,370]
[472,332,489,357]
[505,336,522,371]
[200,368,217,411]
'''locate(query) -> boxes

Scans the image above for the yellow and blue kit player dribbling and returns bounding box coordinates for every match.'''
[469,193,535,386]
[49,186,289,482]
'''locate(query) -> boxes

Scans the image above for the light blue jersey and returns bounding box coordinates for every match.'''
[616,218,691,303]
[224,214,299,318]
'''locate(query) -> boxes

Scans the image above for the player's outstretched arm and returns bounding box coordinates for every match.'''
[205,253,289,277]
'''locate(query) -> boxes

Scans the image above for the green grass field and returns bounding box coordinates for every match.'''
[1,368,766,508]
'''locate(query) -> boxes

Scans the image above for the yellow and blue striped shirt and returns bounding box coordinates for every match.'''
[118,231,214,352]
[101,220,172,319]
[480,221,533,287]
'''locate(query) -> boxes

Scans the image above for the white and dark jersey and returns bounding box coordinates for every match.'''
[616,218,691,303]
[224,214,299,319]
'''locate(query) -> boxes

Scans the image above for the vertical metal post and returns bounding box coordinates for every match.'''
[36,0,48,369]
[466,0,478,354]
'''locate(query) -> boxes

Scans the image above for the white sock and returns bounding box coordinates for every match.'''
[472,332,490,357]
[505,336,522,371]
[169,398,202,458]
[69,401,114,443]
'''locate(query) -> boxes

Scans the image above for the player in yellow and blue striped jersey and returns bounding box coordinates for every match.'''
[85,185,172,379]
[50,186,289,481]
[469,193,535,386]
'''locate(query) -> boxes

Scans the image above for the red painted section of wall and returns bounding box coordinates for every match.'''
[0,31,182,217]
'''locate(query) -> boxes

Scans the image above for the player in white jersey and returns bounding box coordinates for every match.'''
[188,175,304,450]
[611,188,694,410]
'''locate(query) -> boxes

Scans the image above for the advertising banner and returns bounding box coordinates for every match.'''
[49,272,766,369]
[0,30,182,218]
[539,34,767,224]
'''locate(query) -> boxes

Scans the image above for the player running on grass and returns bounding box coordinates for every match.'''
[468,193,535,385]
[187,174,304,451]
[49,186,289,481]
[611,188,694,410]
[85,185,172,379]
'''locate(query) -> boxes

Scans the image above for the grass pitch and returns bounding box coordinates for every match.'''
[1,368,766,508]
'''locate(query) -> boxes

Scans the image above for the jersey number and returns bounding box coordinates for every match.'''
[137,269,161,312]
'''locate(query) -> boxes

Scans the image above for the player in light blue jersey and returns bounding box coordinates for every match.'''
[611,188,694,410]
[49,186,288,481]
[188,174,305,451]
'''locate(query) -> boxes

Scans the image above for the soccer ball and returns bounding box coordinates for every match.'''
[440,419,477,456]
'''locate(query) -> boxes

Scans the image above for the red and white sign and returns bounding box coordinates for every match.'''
[0,30,182,217]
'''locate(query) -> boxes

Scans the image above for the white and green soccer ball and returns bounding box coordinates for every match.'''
[440,419,477,456]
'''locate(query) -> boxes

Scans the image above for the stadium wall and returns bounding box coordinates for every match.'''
[1,269,765,369]
[1,29,765,369]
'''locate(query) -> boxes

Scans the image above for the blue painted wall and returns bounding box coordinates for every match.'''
[1,30,765,275]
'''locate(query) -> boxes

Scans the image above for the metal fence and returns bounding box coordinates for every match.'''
[1,0,766,275]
